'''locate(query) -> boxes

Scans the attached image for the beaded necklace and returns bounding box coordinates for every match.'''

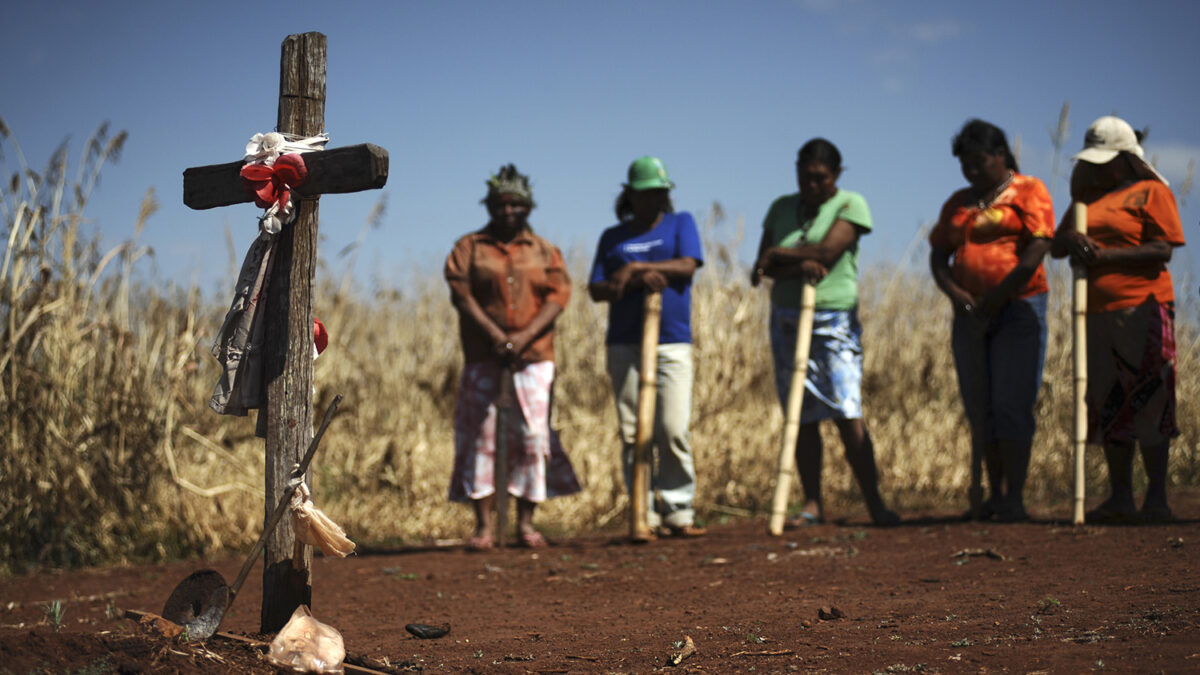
[975,170,1015,210]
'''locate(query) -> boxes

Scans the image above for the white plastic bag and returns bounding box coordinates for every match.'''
[266,604,345,674]
[291,483,356,557]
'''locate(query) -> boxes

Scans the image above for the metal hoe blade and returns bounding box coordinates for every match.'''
[161,569,230,639]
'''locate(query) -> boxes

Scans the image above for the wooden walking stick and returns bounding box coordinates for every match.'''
[768,282,817,536]
[494,361,515,547]
[1072,202,1089,525]
[631,291,663,542]
[161,395,343,639]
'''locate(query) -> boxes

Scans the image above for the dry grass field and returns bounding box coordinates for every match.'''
[2,122,1197,575]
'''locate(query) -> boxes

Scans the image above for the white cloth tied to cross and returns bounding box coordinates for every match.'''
[244,131,330,236]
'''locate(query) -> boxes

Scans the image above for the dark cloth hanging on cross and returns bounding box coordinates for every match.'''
[181,32,388,633]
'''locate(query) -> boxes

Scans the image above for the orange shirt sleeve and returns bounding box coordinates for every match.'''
[928,192,965,250]
[444,235,475,303]
[1013,176,1055,239]
[540,241,572,309]
[1142,181,1186,246]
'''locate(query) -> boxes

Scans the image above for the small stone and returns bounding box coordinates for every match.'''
[405,623,450,639]
[818,606,845,620]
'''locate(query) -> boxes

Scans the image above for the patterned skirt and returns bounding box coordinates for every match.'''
[449,360,581,503]
[770,306,864,424]
[1087,299,1179,446]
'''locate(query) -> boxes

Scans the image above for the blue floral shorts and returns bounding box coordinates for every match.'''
[769,306,863,424]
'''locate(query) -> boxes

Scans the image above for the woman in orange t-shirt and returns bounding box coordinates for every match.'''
[930,119,1055,523]
[1052,116,1185,524]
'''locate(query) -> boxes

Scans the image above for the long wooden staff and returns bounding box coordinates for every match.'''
[494,362,514,548]
[768,282,817,536]
[631,291,663,542]
[1072,202,1088,525]
[229,394,342,604]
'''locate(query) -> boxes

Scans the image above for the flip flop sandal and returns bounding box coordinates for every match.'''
[869,508,902,526]
[661,524,707,538]
[785,511,823,529]
[991,506,1029,524]
[1139,505,1175,524]
[467,533,495,551]
[518,531,548,548]
[961,500,999,521]
[1085,503,1136,524]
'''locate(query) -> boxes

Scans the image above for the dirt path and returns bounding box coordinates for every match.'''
[2,496,1198,673]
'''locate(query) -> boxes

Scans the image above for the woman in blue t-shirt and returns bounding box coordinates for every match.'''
[588,156,706,538]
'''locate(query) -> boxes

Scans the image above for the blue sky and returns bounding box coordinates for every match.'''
[3,0,1198,297]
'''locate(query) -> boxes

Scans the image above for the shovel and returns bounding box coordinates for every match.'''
[161,394,343,639]
[493,362,515,548]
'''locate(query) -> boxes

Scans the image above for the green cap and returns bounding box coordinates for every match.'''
[626,156,675,191]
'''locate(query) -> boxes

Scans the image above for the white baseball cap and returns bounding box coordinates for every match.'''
[1073,116,1144,164]
[1073,115,1168,185]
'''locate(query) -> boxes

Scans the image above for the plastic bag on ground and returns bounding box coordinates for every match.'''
[266,604,345,674]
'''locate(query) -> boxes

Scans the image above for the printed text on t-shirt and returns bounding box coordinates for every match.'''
[622,239,664,254]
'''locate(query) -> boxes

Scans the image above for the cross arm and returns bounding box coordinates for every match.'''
[183,143,389,210]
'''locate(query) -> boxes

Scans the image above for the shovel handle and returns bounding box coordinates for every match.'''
[1072,202,1088,525]
[768,283,816,536]
[494,365,513,548]
[228,394,344,603]
[631,291,662,542]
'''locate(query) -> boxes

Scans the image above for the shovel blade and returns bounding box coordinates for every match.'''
[162,569,230,639]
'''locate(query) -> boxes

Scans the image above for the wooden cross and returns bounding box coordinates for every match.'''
[182,32,388,633]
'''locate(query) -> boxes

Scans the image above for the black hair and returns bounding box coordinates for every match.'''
[952,119,1019,172]
[613,186,674,222]
[1113,151,1165,184]
[796,138,842,173]
[614,189,633,222]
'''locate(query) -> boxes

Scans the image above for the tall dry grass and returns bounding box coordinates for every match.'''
[0,121,221,570]
[2,121,1198,575]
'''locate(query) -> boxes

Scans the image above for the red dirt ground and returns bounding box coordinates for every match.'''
[2,494,1198,674]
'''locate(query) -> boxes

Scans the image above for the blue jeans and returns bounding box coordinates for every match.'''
[951,293,1047,443]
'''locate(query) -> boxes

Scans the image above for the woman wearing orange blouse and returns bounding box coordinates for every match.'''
[930,119,1055,523]
[444,164,580,549]
[1052,116,1185,524]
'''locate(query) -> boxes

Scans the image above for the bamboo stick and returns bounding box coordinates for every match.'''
[631,291,662,542]
[768,282,817,536]
[1072,202,1088,525]
[494,364,514,548]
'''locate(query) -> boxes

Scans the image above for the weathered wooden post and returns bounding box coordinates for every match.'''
[182,32,388,632]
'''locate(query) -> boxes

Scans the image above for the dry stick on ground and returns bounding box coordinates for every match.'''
[138,625,393,675]
[769,282,816,536]
[1072,202,1089,526]
[631,291,662,542]
[667,635,697,666]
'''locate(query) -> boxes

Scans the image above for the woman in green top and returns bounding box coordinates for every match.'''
[752,138,898,527]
